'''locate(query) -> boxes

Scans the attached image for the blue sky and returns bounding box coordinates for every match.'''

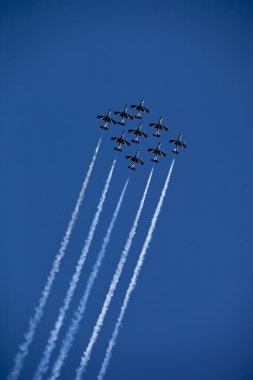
[1,0,253,379]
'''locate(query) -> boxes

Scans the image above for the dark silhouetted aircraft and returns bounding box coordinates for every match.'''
[128,123,148,144]
[126,149,144,170]
[97,109,116,130]
[149,116,168,137]
[148,142,166,163]
[114,105,133,126]
[130,98,150,119]
[111,131,130,152]
[169,133,186,154]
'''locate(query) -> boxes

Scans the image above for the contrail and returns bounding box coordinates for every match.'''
[49,178,129,380]
[98,159,175,380]
[75,167,154,380]
[8,138,101,380]
[33,159,116,380]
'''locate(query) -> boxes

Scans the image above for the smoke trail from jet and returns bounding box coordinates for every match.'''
[75,168,154,380]
[98,159,175,380]
[49,178,129,380]
[8,138,102,380]
[33,159,116,380]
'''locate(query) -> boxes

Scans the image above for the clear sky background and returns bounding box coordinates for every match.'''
[1,0,253,379]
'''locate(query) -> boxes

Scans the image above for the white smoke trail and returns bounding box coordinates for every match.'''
[75,168,154,380]
[98,159,175,380]
[49,178,129,380]
[33,159,116,380]
[8,138,102,380]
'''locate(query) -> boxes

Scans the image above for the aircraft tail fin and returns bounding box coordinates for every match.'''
[172,148,179,154]
[132,138,139,144]
[128,165,136,171]
[153,132,160,137]
[151,157,159,163]
[114,147,122,152]
[117,121,126,126]
[100,125,108,130]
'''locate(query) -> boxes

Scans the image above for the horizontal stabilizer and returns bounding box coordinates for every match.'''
[118,121,126,126]
[128,165,136,171]
[151,158,159,163]
[114,147,122,152]
[172,149,179,154]
[132,139,139,144]
[100,125,108,130]
[153,132,160,137]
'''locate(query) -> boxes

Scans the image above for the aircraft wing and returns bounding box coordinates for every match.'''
[114,111,122,116]
[169,139,177,144]
[128,129,136,134]
[130,104,139,110]
[141,131,147,138]
[97,115,104,119]
[149,123,157,128]
[111,137,120,142]
[160,125,168,131]
[125,113,133,120]
[122,140,130,146]
[109,118,116,124]
[158,150,166,157]
[148,148,157,153]
[126,155,133,161]
[137,158,144,165]
[142,106,150,113]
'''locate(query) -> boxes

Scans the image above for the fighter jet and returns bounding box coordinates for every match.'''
[149,116,168,137]
[128,123,148,144]
[111,131,130,152]
[147,142,166,163]
[97,109,116,130]
[130,98,150,119]
[126,149,144,170]
[169,133,186,154]
[114,105,133,126]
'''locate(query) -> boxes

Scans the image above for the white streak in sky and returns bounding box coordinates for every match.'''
[33,159,116,380]
[49,178,129,380]
[8,138,102,380]
[98,160,175,380]
[75,168,154,380]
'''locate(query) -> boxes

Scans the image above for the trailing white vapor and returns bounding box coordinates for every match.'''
[33,159,116,380]
[98,159,175,380]
[75,167,154,380]
[8,137,101,380]
[49,178,129,380]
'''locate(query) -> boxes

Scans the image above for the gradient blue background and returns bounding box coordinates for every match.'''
[1,1,253,379]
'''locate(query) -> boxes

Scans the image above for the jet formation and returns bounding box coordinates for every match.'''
[97,98,186,170]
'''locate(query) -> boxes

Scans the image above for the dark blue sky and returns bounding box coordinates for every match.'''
[1,1,253,379]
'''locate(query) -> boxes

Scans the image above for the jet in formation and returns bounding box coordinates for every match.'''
[126,150,144,171]
[131,98,150,119]
[149,116,168,137]
[148,142,166,163]
[114,105,133,126]
[128,123,148,144]
[169,133,187,154]
[97,109,116,130]
[111,132,130,152]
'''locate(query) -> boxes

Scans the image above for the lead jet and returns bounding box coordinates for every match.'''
[114,105,133,126]
[97,109,116,130]
[130,98,150,119]
[149,116,168,137]
[111,131,130,152]
[126,149,144,170]
[169,133,187,154]
[128,123,148,144]
[148,142,166,163]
